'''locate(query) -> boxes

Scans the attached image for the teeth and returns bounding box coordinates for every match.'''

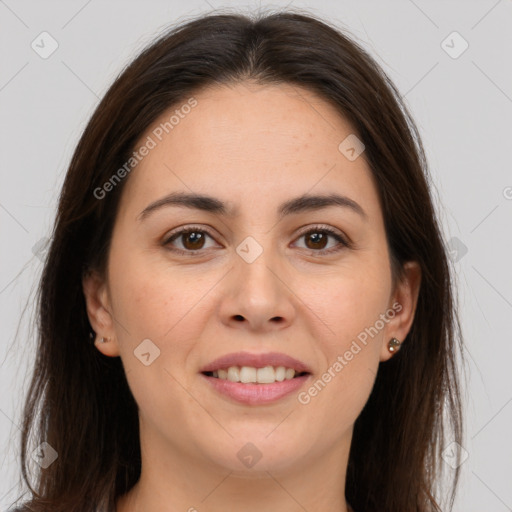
[257,366,276,384]
[285,368,295,380]
[275,366,286,382]
[227,366,240,382]
[210,365,301,384]
[240,366,257,383]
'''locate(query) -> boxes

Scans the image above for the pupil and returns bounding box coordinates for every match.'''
[308,232,326,249]
[185,232,203,249]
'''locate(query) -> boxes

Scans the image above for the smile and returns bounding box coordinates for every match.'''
[203,365,308,384]
[201,367,311,405]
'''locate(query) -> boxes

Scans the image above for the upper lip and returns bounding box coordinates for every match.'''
[200,351,312,374]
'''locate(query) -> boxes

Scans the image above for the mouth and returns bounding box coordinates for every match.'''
[199,351,312,404]
[200,366,312,405]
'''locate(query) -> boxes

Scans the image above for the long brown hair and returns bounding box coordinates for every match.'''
[11,9,464,512]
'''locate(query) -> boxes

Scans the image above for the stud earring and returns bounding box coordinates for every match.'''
[98,336,109,344]
[388,337,401,352]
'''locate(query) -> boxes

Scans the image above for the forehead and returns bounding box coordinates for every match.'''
[117,81,381,223]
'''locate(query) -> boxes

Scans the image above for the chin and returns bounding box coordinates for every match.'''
[201,433,307,474]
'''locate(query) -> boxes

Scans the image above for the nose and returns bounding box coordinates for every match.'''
[218,245,296,333]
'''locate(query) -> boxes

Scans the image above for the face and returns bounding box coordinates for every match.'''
[84,81,420,476]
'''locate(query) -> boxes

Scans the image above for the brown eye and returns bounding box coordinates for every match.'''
[293,226,349,255]
[304,232,329,250]
[164,227,217,254]
[180,231,206,250]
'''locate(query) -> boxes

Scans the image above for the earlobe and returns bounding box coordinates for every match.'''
[92,334,120,357]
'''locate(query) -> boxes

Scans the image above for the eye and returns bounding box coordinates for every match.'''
[163,226,218,254]
[163,224,350,256]
[292,225,350,255]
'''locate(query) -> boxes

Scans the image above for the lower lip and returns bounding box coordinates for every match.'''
[200,373,310,405]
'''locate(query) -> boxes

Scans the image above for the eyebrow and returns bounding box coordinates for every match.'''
[137,191,368,221]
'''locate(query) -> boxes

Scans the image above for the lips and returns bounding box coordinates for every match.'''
[199,351,312,374]
[201,372,310,404]
[199,351,312,404]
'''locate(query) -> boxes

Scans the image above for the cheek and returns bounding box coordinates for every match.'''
[107,255,208,422]
[303,357,377,443]
[297,276,387,434]
[300,261,390,349]
[108,247,212,343]
[300,261,390,427]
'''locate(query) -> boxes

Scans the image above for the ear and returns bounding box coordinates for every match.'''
[82,268,121,357]
[380,261,422,362]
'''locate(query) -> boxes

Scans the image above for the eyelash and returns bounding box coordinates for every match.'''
[162,224,351,256]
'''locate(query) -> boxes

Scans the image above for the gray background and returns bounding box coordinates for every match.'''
[1,0,511,510]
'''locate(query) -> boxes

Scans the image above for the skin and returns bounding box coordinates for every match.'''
[83,81,421,512]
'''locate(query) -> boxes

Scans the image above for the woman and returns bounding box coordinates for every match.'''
[11,9,464,512]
